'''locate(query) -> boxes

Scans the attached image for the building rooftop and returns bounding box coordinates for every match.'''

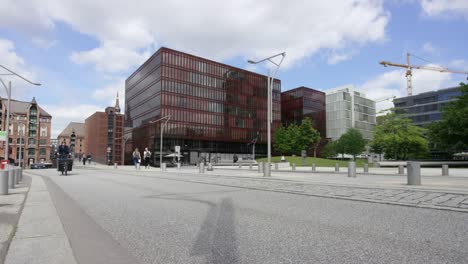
[3,98,52,117]
[58,122,85,138]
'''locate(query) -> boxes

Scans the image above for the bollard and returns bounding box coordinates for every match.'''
[263,163,271,177]
[292,163,296,171]
[15,168,19,185]
[249,163,252,170]
[162,163,167,172]
[258,162,263,173]
[0,170,8,195]
[18,168,23,182]
[442,165,449,176]
[364,163,369,174]
[335,163,339,172]
[8,169,15,189]
[274,163,278,170]
[199,163,205,173]
[407,161,421,185]
[312,163,316,172]
[239,163,242,169]
[177,163,181,170]
[114,163,118,169]
[207,163,213,171]
[398,164,404,175]
[348,162,356,177]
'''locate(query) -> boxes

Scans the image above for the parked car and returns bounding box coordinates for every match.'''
[30,163,48,169]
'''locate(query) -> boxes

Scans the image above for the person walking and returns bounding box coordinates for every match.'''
[143,147,151,169]
[133,148,141,170]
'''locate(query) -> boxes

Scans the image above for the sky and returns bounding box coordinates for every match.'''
[0,0,467,138]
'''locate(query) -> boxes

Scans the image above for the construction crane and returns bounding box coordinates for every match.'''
[380,53,468,96]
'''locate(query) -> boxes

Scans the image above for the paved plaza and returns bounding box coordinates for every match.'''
[1,164,468,263]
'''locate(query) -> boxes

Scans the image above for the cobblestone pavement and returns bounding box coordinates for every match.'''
[141,172,468,213]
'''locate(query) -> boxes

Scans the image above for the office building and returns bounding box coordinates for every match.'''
[0,97,52,166]
[393,86,461,127]
[281,87,327,156]
[326,85,376,141]
[84,95,124,164]
[126,47,281,164]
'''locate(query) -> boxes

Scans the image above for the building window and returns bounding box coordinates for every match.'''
[40,148,46,155]
[28,149,35,155]
[39,139,47,145]
[41,126,47,137]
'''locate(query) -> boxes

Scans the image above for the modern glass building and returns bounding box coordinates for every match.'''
[281,87,327,155]
[393,86,461,127]
[126,47,281,164]
[326,85,376,141]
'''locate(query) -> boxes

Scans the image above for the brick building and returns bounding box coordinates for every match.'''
[57,122,86,157]
[0,97,52,166]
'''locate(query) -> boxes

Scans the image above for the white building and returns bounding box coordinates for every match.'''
[326,85,376,141]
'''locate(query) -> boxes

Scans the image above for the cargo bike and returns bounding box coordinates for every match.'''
[57,154,73,175]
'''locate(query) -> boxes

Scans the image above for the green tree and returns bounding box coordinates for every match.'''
[274,126,292,154]
[321,140,337,158]
[338,128,366,160]
[428,82,468,155]
[296,118,321,156]
[372,113,429,160]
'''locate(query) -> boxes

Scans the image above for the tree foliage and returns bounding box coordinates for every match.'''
[274,117,321,155]
[428,82,468,154]
[339,128,366,159]
[371,113,429,160]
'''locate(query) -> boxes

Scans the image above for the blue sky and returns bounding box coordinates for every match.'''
[0,0,467,137]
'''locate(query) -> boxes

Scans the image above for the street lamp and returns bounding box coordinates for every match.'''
[0,65,41,164]
[247,52,286,176]
[149,115,171,170]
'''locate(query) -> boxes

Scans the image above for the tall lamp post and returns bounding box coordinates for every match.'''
[0,65,41,164]
[248,52,286,176]
[149,115,171,170]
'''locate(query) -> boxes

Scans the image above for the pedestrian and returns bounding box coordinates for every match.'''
[82,155,86,165]
[87,153,92,165]
[133,148,141,170]
[233,154,238,163]
[143,147,151,169]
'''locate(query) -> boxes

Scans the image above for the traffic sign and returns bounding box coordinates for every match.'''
[0,131,6,141]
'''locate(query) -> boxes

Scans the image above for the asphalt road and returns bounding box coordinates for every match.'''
[34,167,468,264]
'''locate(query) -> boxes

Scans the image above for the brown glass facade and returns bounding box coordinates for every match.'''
[126,47,281,163]
[281,87,327,156]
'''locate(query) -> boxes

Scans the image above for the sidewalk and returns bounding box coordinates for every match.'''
[5,174,76,264]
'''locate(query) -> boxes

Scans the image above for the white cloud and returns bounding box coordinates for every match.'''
[92,79,125,108]
[0,38,38,99]
[359,64,457,112]
[420,0,468,19]
[0,0,389,72]
[327,51,355,65]
[32,37,58,49]
[421,42,439,54]
[449,59,468,71]
[42,103,102,138]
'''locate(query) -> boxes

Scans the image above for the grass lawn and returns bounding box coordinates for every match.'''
[256,156,368,167]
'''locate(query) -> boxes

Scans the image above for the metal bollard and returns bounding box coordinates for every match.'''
[162,163,167,172]
[263,163,271,177]
[207,163,213,171]
[15,168,19,185]
[312,163,316,172]
[407,161,421,185]
[249,164,252,170]
[442,165,449,176]
[335,163,339,172]
[398,164,404,175]
[18,168,23,182]
[199,163,205,173]
[239,163,242,169]
[348,162,356,177]
[0,170,8,195]
[177,163,181,170]
[8,169,15,189]
[114,163,118,169]
[364,163,369,174]
[258,162,263,173]
[292,163,296,171]
[274,163,278,170]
